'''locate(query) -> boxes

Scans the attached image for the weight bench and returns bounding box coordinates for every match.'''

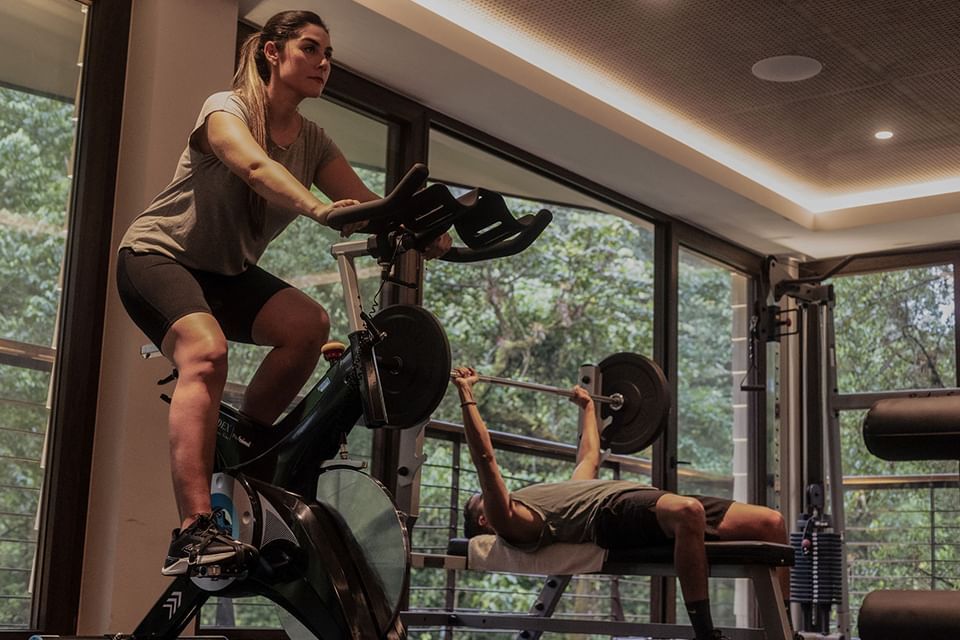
[402,537,795,640]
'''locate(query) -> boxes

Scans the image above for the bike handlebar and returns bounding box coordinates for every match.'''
[325,163,552,263]
[326,163,429,229]
[442,208,553,263]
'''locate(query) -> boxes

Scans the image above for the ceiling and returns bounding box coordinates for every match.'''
[242,0,960,260]
[0,1,84,101]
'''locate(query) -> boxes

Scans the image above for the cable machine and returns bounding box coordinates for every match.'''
[756,256,849,640]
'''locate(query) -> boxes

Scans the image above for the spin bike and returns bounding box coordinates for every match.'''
[88,164,552,640]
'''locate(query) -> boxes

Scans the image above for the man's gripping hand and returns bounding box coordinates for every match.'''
[569,385,594,410]
[452,366,479,390]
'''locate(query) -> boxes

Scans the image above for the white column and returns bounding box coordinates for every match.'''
[78,0,238,633]
[730,272,751,627]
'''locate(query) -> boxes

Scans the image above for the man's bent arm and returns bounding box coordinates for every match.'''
[571,387,601,480]
[454,369,540,541]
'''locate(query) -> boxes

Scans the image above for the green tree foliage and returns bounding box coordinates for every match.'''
[425,200,655,445]
[831,265,958,631]
[677,251,740,485]
[407,201,662,638]
[835,266,956,393]
[0,86,73,344]
[0,85,75,627]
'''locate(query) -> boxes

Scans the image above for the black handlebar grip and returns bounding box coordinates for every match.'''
[442,209,553,263]
[326,163,429,229]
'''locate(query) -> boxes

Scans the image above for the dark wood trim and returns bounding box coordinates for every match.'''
[325,64,426,126]
[30,0,131,633]
[650,221,679,624]
[0,338,55,372]
[675,220,765,276]
[652,222,680,495]
[801,243,960,278]
[954,257,960,388]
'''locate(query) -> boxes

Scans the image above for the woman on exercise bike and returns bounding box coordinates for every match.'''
[116,9,450,578]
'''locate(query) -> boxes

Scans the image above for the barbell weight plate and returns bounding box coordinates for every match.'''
[598,352,671,454]
[370,304,451,429]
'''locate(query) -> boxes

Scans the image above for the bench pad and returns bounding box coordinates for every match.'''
[446,538,794,574]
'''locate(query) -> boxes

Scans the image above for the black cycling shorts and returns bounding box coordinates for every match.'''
[116,248,292,350]
[593,490,734,549]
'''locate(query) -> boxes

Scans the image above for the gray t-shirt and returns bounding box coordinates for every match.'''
[119,91,341,274]
[510,479,652,551]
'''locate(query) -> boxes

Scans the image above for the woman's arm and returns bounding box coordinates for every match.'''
[201,111,356,224]
[570,386,601,480]
[313,153,380,203]
[315,154,453,255]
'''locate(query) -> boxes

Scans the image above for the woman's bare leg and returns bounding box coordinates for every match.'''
[162,312,228,529]
[242,288,330,424]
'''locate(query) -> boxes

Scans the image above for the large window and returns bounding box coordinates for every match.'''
[413,129,657,632]
[0,0,86,627]
[676,248,751,628]
[425,130,656,443]
[676,249,750,499]
[833,263,958,631]
[834,264,956,392]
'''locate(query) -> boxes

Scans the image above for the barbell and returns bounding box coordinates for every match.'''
[454,372,626,410]
[452,352,671,454]
[361,305,670,453]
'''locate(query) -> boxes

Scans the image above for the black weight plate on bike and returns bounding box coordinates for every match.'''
[599,352,670,454]
[371,304,451,429]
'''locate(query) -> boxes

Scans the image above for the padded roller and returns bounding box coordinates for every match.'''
[859,590,960,640]
[862,396,960,461]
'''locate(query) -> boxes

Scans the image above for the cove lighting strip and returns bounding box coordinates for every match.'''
[407,0,960,214]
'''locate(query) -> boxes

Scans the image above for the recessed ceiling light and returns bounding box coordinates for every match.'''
[874,130,894,140]
[751,55,823,82]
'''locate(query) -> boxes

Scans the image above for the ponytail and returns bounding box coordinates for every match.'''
[232,32,269,238]
[229,11,328,238]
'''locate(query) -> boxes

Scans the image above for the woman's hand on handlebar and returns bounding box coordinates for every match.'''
[339,219,367,237]
[313,198,361,232]
[424,232,453,259]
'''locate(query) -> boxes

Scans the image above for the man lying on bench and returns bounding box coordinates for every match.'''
[452,366,790,640]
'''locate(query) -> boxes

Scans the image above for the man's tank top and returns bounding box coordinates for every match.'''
[510,479,653,551]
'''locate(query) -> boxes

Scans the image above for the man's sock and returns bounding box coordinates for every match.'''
[685,598,715,640]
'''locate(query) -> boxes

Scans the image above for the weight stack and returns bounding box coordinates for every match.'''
[789,530,843,605]
[790,528,843,632]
